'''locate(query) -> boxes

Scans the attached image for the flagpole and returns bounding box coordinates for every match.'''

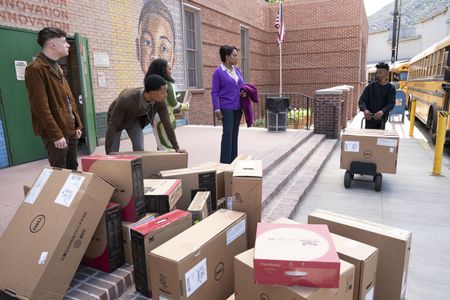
[279,43,282,97]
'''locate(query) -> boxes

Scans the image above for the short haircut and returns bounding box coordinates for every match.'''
[146,58,174,83]
[219,45,237,63]
[376,62,390,71]
[37,27,67,47]
[138,0,175,49]
[144,74,167,92]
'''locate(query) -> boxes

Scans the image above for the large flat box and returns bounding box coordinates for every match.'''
[274,218,378,300]
[232,160,262,248]
[131,210,192,297]
[254,223,340,288]
[82,155,145,222]
[198,162,234,198]
[230,154,254,167]
[308,210,412,300]
[340,129,399,174]
[82,202,124,272]
[235,248,354,300]
[112,150,188,179]
[122,213,158,264]
[188,191,211,223]
[149,209,247,300]
[159,167,217,211]
[0,168,114,299]
[143,179,182,214]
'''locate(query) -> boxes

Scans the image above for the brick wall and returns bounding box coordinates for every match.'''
[314,89,344,139]
[0,0,368,138]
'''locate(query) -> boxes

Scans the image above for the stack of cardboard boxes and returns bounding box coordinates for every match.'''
[0,150,412,300]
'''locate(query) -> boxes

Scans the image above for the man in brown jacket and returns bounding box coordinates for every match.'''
[25,27,82,170]
[105,74,186,154]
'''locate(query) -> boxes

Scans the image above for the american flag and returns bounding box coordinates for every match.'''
[274,1,285,47]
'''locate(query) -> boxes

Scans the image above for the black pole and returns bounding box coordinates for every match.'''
[395,0,402,61]
[391,0,399,63]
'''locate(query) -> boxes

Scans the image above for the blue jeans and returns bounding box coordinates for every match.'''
[109,119,144,153]
[220,109,242,164]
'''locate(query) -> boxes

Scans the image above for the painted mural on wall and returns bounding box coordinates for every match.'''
[136,0,186,90]
[0,0,70,32]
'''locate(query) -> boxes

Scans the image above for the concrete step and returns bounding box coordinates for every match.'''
[262,134,326,208]
[262,139,338,222]
[255,130,314,176]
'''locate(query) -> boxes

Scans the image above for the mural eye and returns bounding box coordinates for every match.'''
[144,39,152,47]
[161,43,169,53]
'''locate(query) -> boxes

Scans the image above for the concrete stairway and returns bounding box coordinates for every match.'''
[255,132,338,222]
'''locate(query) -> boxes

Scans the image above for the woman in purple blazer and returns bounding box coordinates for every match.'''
[211,45,244,163]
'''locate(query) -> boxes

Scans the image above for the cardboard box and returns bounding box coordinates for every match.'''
[82,202,124,272]
[143,179,182,214]
[216,196,230,210]
[122,213,159,264]
[235,248,354,300]
[254,223,340,288]
[131,210,192,297]
[227,293,235,300]
[0,168,114,299]
[341,129,399,174]
[159,167,217,211]
[232,160,262,248]
[198,162,234,198]
[230,154,254,167]
[274,218,378,300]
[112,150,188,179]
[188,191,211,223]
[82,155,145,222]
[308,210,412,300]
[149,209,247,300]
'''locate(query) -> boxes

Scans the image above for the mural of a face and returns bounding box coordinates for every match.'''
[136,0,175,75]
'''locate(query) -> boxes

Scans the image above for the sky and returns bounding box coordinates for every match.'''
[364,0,394,16]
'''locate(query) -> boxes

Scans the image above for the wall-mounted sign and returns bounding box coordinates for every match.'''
[93,52,110,68]
[15,60,27,81]
[98,72,106,87]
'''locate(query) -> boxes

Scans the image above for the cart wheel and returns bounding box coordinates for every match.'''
[344,171,352,189]
[374,174,382,192]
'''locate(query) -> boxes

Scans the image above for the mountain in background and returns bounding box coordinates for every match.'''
[368,0,448,36]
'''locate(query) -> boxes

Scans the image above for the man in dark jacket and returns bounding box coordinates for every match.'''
[25,27,82,170]
[358,62,396,129]
[105,74,185,154]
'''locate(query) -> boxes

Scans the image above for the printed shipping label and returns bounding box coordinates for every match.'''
[365,286,374,300]
[185,258,207,297]
[38,251,48,265]
[54,174,85,207]
[160,295,171,300]
[344,141,359,152]
[227,219,246,245]
[377,138,397,147]
[25,168,53,204]
[227,196,233,210]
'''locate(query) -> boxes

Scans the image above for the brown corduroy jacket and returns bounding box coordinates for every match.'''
[25,53,82,141]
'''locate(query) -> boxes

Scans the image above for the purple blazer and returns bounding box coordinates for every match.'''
[211,65,244,111]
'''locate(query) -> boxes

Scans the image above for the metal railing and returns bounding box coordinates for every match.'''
[212,92,317,130]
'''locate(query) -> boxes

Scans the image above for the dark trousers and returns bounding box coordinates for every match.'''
[365,118,386,130]
[42,135,79,170]
[220,109,242,164]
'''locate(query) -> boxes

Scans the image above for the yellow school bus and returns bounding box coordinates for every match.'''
[407,36,450,143]
[390,60,409,94]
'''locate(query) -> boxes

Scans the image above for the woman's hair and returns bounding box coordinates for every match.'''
[139,0,175,50]
[146,58,174,83]
[219,45,237,63]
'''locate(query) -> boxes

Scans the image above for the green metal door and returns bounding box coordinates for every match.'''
[0,27,47,165]
[75,34,97,153]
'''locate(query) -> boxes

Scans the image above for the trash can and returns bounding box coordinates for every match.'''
[265,96,289,132]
